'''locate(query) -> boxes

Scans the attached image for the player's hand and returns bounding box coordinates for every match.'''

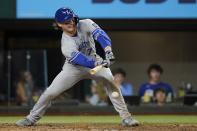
[102,59,110,68]
[94,58,104,67]
[105,51,115,65]
[94,59,110,68]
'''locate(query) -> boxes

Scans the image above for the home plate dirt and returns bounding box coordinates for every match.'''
[0,123,197,131]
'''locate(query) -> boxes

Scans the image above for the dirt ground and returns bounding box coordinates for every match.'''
[0,123,197,131]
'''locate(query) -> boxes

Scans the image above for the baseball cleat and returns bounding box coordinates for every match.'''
[16,118,35,127]
[122,117,139,127]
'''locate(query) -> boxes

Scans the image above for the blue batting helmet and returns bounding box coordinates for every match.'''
[55,7,79,23]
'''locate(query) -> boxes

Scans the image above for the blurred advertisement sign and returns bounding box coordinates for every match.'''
[17,0,197,19]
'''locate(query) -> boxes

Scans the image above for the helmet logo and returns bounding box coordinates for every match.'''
[62,10,72,15]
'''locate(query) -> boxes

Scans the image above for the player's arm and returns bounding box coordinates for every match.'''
[92,28,112,52]
[83,19,115,65]
[92,28,115,64]
[85,19,112,51]
[69,51,109,69]
[93,28,115,66]
[69,51,102,68]
[61,40,102,68]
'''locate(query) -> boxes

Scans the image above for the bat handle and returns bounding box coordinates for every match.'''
[101,62,108,67]
[89,63,108,75]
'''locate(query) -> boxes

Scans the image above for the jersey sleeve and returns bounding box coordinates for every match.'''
[82,19,112,49]
[81,19,100,33]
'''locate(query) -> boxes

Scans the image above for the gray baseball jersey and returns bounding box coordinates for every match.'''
[61,19,101,63]
[26,19,131,123]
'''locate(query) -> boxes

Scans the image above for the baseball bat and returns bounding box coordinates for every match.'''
[89,63,107,75]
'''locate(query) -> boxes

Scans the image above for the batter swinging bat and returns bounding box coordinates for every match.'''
[89,63,107,75]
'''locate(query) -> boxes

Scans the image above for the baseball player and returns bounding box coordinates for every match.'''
[16,7,139,127]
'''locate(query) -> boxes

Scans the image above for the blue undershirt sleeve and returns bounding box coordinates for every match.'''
[92,28,112,49]
[69,51,95,68]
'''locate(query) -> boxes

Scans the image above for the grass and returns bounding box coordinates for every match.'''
[0,115,197,124]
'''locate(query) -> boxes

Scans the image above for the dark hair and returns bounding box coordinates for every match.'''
[153,88,166,96]
[112,68,126,77]
[52,22,61,30]
[147,64,163,75]
[52,18,79,31]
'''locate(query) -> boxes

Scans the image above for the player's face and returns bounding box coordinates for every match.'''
[24,71,32,82]
[149,70,161,82]
[155,91,166,105]
[114,74,125,84]
[58,19,76,34]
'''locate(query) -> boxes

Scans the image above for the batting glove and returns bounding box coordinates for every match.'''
[94,58,110,68]
[105,51,115,65]
[94,58,103,67]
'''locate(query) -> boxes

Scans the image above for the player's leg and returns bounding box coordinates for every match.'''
[16,63,84,126]
[92,68,130,118]
[91,67,139,126]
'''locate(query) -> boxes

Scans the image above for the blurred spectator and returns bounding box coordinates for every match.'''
[86,80,108,106]
[153,88,166,106]
[16,71,34,106]
[112,68,134,96]
[139,64,173,103]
